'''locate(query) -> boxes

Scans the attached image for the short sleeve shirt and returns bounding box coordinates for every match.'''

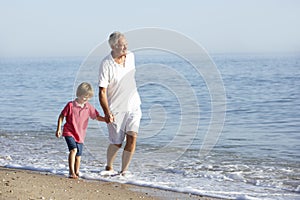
[98,51,141,113]
[61,100,99,143]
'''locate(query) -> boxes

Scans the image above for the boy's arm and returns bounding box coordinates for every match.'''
[96,115,106,122]
[55,113,64,138]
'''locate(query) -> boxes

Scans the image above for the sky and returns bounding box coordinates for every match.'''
[1,0,300,57]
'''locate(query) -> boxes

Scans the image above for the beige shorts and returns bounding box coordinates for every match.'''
[107,107,142,144]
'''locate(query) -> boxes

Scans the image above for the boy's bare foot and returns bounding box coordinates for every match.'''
[69,174,78,179]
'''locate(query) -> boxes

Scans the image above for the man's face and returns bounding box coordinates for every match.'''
[113,36,128,56]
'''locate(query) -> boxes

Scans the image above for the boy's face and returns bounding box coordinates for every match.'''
[77,95,90,104]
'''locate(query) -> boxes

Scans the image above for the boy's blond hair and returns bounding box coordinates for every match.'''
[76,82,94,98]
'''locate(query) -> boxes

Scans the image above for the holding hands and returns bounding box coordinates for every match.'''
[105,113,114,123]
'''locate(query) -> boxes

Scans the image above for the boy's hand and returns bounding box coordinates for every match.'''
[109,113,114,123]
[56,130,61,138]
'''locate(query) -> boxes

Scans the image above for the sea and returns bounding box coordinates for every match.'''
[0,51,299,200]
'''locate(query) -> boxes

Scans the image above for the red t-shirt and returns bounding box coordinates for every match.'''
[61,101,99,143]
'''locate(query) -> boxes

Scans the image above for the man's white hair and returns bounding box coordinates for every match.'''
[108,31,125,48]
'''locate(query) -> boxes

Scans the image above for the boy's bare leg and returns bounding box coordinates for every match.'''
[75,156,81,176]
[121,132,137,173]
[68,149,78,178]
[106,144,121,171]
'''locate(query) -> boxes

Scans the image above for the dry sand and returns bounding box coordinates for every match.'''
[0,167,223,200]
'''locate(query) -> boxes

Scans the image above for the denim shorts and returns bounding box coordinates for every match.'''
[64,136,83,156]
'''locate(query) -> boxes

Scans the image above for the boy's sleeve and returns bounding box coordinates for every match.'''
[61,102,72,117]
[89,104,100,120]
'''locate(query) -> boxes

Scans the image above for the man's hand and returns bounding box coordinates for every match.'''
[105,113,114,123]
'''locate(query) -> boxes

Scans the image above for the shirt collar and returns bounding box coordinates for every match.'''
[73,100,89,109]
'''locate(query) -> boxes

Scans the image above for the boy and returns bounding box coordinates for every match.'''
[56,82,105,179]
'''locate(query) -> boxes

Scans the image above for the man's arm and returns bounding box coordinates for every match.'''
[99,87,113,123]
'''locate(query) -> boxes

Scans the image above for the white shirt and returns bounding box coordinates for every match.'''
[98,51,141,113]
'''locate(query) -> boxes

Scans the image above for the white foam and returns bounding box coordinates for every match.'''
[236,195,262,200]
[227,172,246,182]
[296,185,300,193]
[1,132,300,200]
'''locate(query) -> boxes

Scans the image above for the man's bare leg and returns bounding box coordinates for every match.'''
[121,132,137,173]
[106,143,121,171]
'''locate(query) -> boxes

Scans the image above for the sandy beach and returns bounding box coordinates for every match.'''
[0,167,222,200]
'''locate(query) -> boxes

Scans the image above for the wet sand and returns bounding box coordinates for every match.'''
[0,167,223,200]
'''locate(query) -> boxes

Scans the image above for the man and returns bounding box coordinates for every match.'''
[98,31,142,174]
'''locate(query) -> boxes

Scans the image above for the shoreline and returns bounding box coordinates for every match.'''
[0,166,223,200]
